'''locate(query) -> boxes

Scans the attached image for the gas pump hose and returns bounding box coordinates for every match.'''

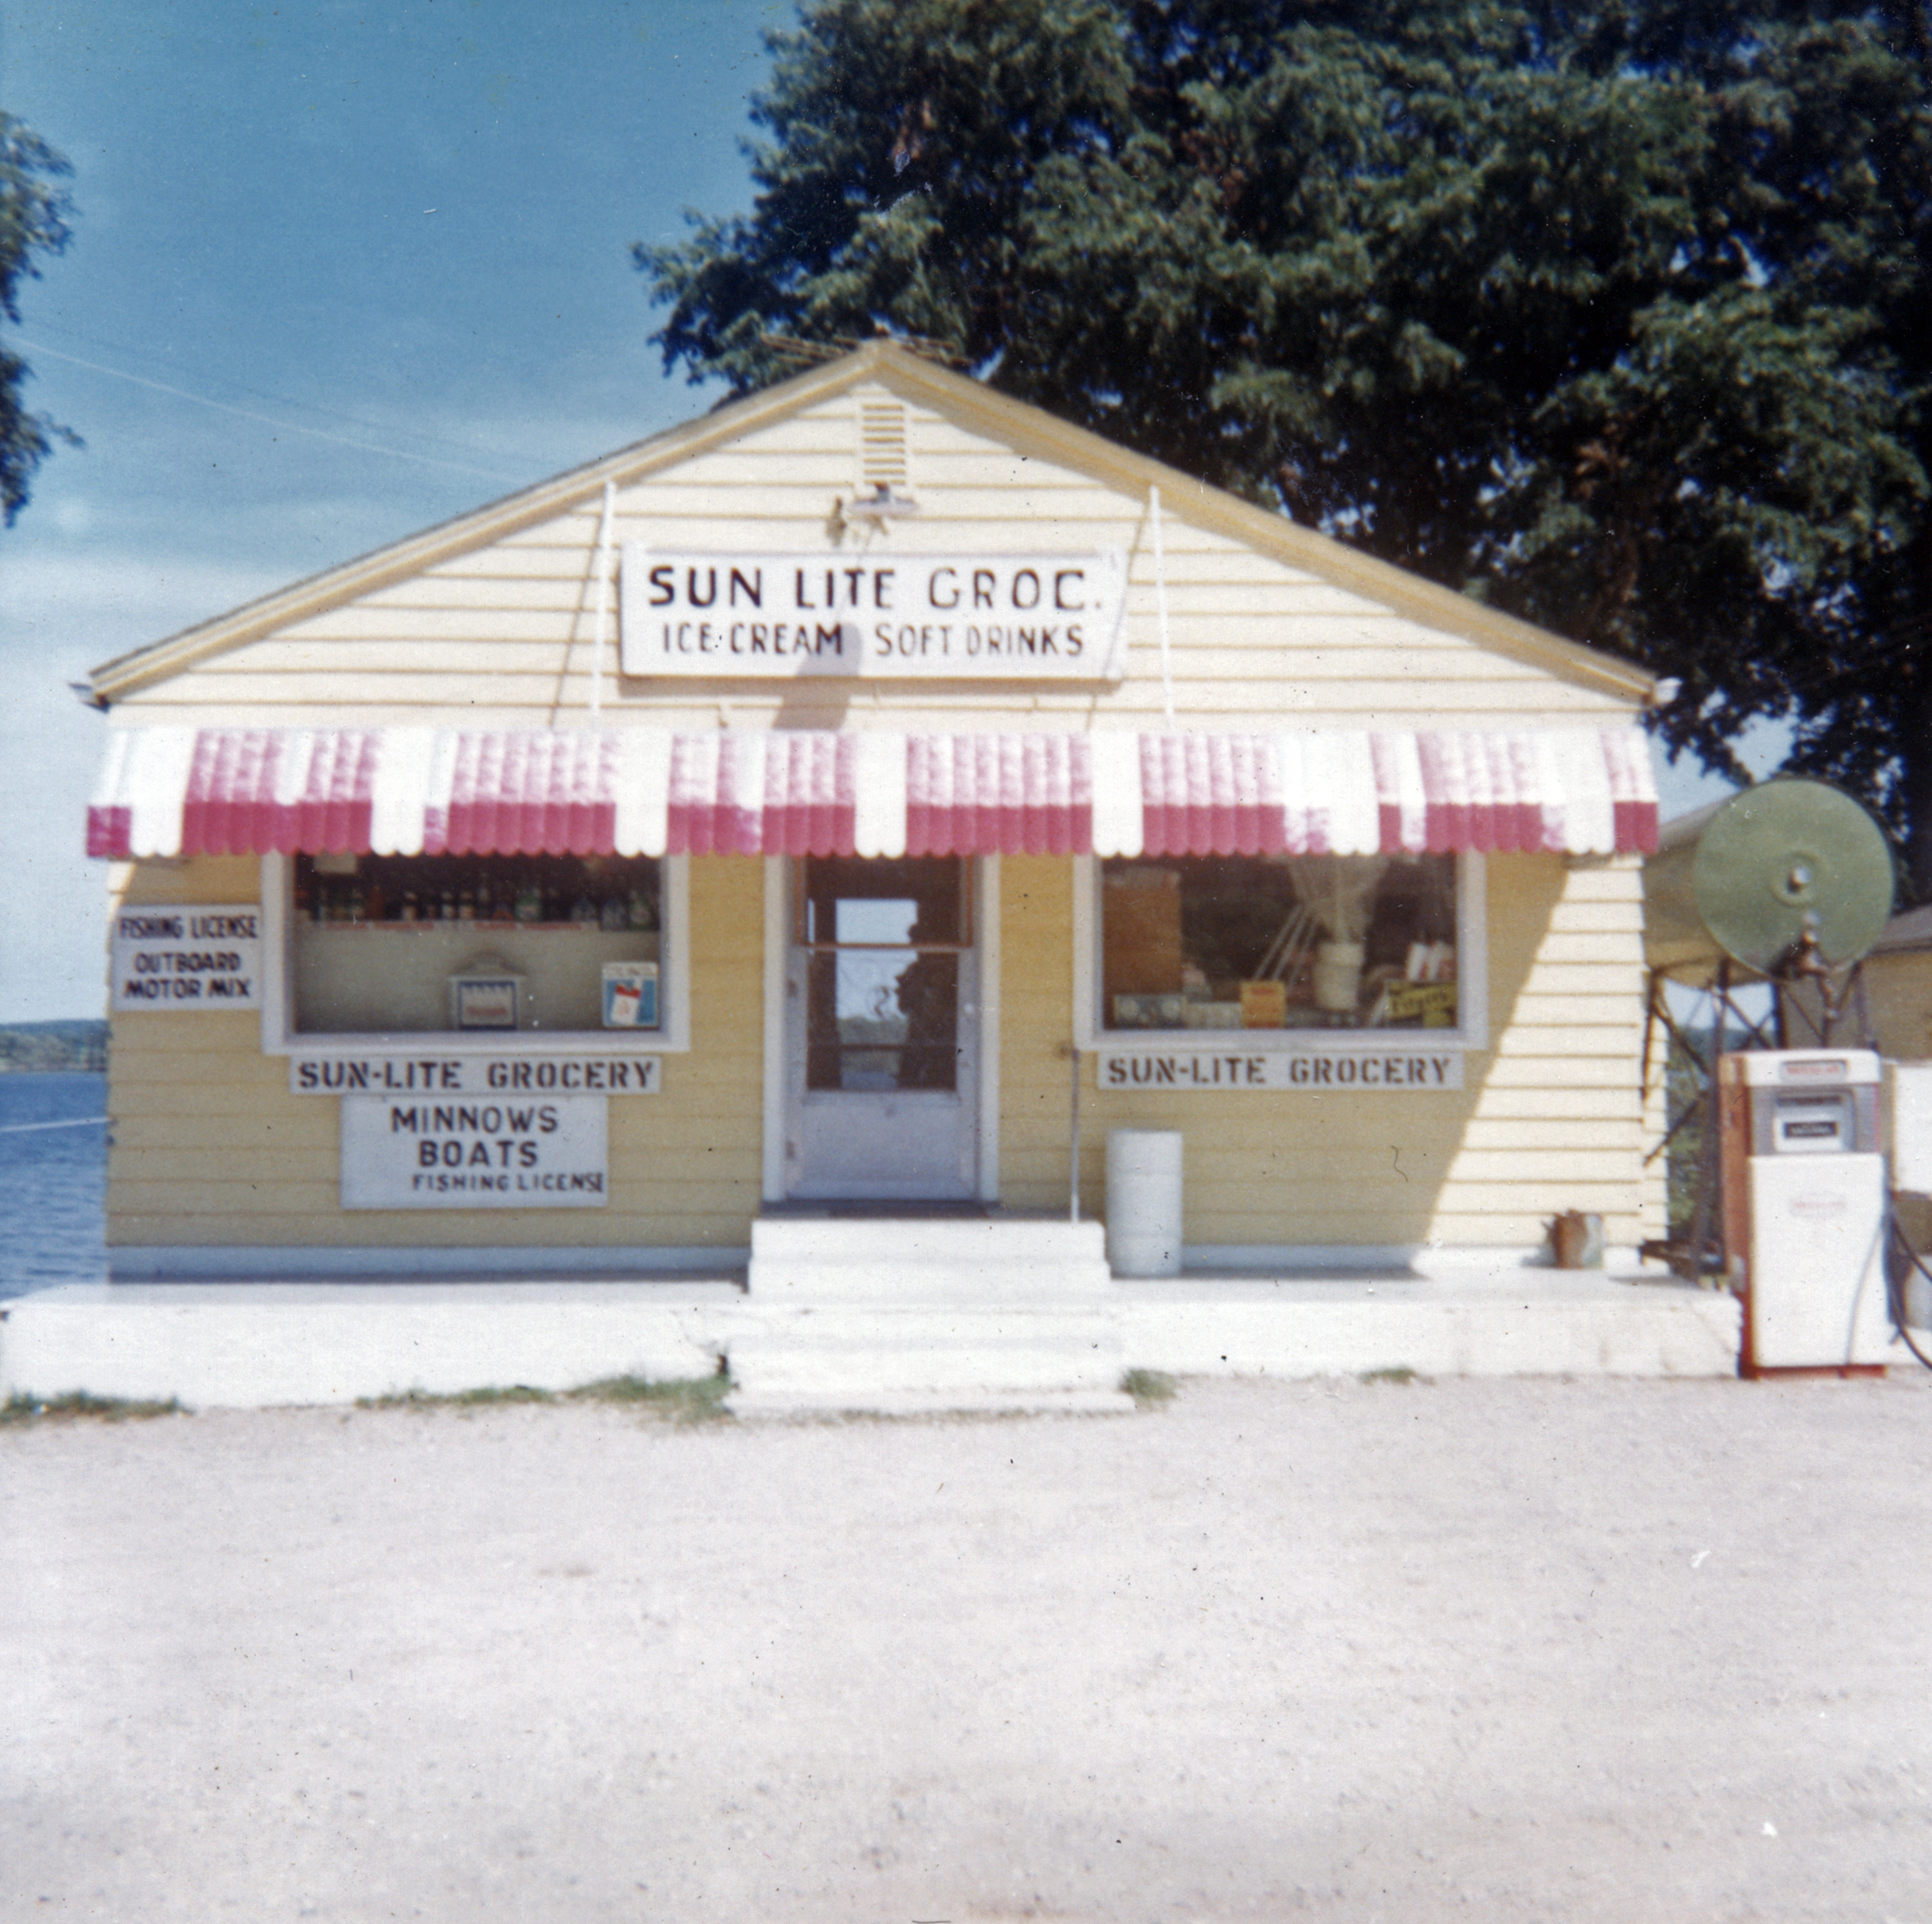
[1884,1201,1932,1372]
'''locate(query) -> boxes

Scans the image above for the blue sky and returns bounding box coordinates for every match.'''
[0,0,1769,1022]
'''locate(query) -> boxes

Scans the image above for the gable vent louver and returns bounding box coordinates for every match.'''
[858,400,910,494]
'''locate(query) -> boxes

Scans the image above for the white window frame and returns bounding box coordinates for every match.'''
[259,851,693,1057]
[1072,849,1487,1054]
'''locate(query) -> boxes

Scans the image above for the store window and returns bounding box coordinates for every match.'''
[289,852,665,1037]
[1099,853,1463,1033]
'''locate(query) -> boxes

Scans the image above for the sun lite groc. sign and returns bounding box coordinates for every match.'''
[620,548,1126,680]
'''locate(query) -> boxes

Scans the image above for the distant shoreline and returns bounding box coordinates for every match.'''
[0,1021,109,1074]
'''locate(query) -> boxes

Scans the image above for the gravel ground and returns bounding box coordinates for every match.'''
[5,1371,1931,1922]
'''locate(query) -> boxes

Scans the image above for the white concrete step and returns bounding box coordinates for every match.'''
[747,1214,1110,1302]
[726,1387,1137,1418]
[1112,1275,1744,1379]
[722,1305,1125,1405]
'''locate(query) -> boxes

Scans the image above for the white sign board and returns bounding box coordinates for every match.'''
[1096,1049,1465,1092]
[340,1093,608,1209]
[620,548,1125,680]
[112,905,262,1011]
[291,1055,659,1096]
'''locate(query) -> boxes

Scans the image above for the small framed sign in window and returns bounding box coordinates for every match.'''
[449,967,522,1031]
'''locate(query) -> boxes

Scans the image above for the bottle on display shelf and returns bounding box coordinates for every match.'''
[570,890,598,926]
[515,873,542,924]
[627,887,656,932]
[600,894,627,932]
[458,883,476,922]
[439,884,457,921]
[399,890,418,923]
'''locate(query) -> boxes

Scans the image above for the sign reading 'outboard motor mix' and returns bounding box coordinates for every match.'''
[111,906,262,1011]
[620,549,1126,679]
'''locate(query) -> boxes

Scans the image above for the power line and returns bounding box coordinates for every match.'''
[15,338,526,484]
[19,321,537,461]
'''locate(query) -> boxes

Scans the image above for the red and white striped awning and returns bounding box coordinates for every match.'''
[88,725,1658,862]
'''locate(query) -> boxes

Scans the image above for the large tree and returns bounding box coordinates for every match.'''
[640,0,1932,887]
[0,111,75,527]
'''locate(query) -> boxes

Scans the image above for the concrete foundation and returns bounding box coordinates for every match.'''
[2,1226,1746,1412]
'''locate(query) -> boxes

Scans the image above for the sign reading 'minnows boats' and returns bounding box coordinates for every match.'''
[620,549,1126,679]
[340,1093,608,1209]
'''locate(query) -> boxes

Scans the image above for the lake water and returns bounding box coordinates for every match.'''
[0,1073,108,1298]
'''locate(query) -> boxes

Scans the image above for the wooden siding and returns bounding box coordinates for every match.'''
[117,382,1637,734]
[106,856,766,1251]
[109,849,1650,1257]
[1860,952,1932,1062]
[998,853,1650,1253]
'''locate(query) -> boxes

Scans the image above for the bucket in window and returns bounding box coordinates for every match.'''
[1312,941,1365,1013]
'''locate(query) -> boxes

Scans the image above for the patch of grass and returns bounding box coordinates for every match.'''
[354,1384,557,1412]
[353,1372,734,1423]
[1358,1366,1430,1386]
[1121,1367,1178,1406]
[568,1374,734,1423]
[2,1391,185,1427]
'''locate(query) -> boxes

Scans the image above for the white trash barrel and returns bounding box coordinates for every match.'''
[1106,1128,1184,1277]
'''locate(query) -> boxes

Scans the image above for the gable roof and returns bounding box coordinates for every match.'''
[85,340,1659,708]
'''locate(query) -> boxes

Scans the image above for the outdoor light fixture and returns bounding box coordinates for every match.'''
[843,480,921,524]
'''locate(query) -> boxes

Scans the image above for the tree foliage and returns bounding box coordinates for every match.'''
[0,111,76,527]
[639,1,1932,886]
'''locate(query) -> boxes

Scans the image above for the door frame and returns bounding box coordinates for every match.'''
[762,852,1000,1204]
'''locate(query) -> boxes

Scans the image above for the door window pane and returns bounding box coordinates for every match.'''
[801,857,965,1091]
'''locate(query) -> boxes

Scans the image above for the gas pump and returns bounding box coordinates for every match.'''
[1718,1050,1889,1372]
[1644,781,1900,1372]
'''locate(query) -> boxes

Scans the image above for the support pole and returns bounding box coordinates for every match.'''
[588,479,616,718]
[1690,957,1730,1279]
[1149,484,1176,730]
[1068,1043,1082,1224]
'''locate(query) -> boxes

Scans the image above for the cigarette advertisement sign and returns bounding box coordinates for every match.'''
[340,1093,608,1209]
[620,549,1125,680]
[112,906,261,1011]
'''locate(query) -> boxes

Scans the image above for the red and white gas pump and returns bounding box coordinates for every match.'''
[1718,1049,1889,1373]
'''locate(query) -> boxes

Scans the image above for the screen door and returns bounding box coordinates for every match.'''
[784,855,978,1199]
